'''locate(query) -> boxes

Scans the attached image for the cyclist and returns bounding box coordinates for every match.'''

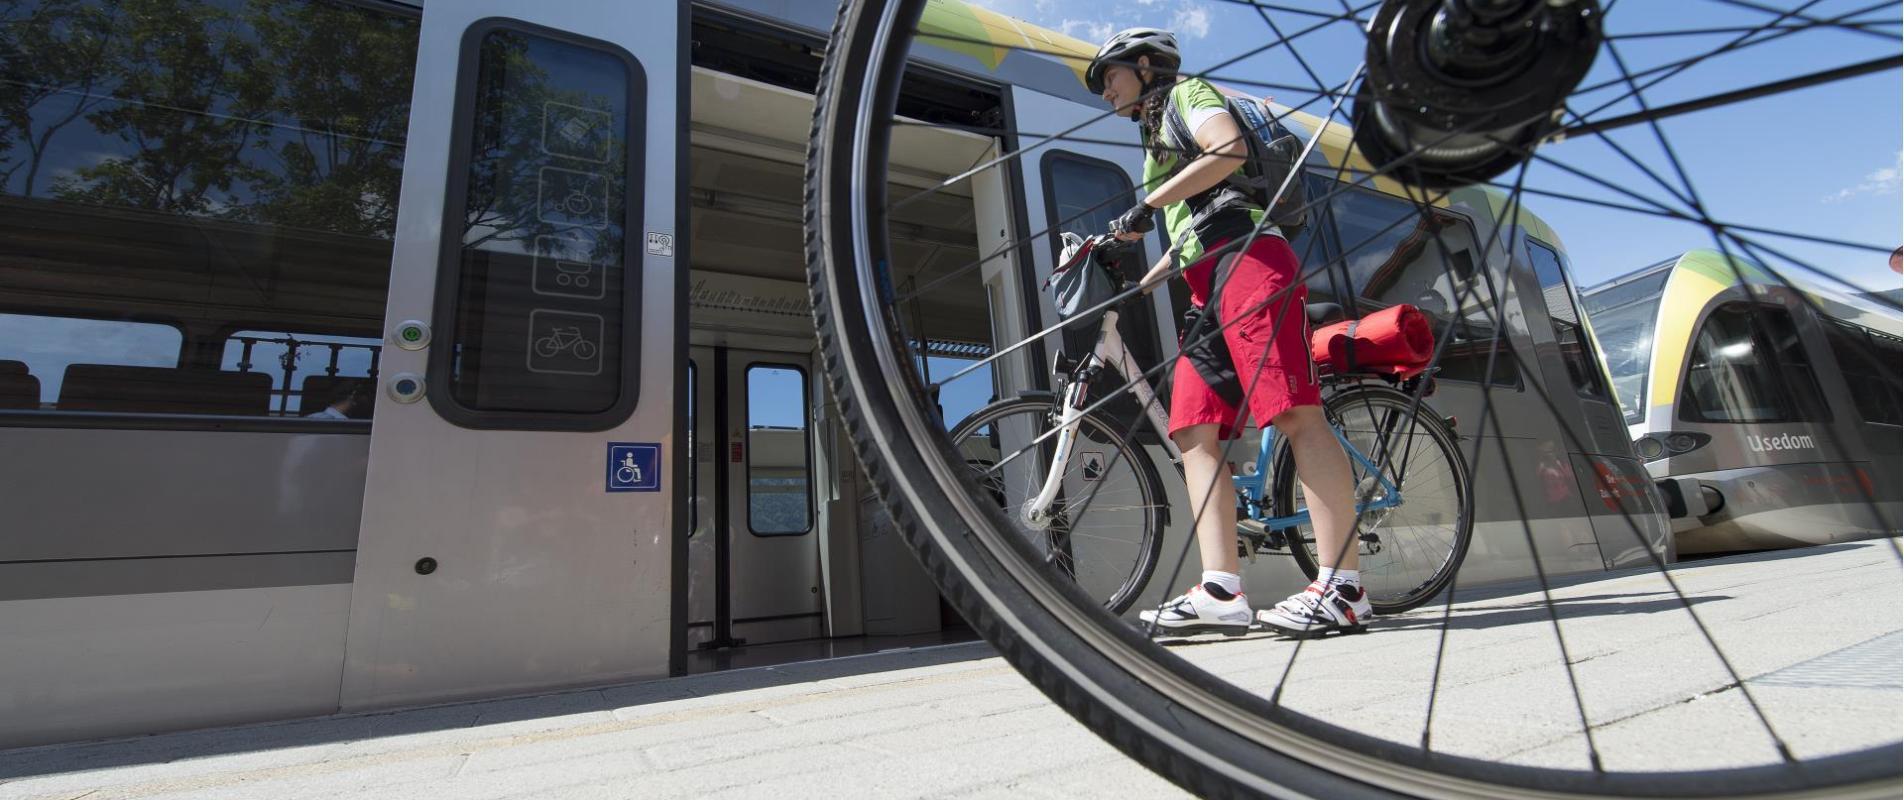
[1087,27,1369,638]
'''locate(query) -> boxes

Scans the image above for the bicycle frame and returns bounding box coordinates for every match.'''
[1024,310,1405,533]
[1023,310,1175,528]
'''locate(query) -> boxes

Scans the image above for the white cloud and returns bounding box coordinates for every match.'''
[1135,0,1166,6]
[1058,17,1116,43]
[1825,152,1902,203]
[1171,3,1212,39]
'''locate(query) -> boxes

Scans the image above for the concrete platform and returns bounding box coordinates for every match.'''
[1,542,1897,799]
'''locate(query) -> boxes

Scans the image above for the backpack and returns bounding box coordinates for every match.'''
[1160,90,1310,238]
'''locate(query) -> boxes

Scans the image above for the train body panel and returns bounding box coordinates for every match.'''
[1584,250,1902,554]
[0,0,1673,748]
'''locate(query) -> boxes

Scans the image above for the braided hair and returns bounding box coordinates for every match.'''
[1134,55,1182,163]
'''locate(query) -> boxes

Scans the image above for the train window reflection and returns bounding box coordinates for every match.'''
[0,314,184,411]
[1043,151,1163,379]
[746,365,812,536]
[1528,240,1611,402]
[0,0,418,424]
[1581,268,1672,424]
[438,25,641,423]
[1326,186,1518,387]
[220,330,382,419]
[1682,304,1827,424]
[1824,321,1903,426]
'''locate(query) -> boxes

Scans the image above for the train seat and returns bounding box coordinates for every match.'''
[0,360,41,410]
[57,364,273,416]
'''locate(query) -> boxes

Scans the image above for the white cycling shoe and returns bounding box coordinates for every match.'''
[1256,581,1373,639]
[1138,584,1254,636]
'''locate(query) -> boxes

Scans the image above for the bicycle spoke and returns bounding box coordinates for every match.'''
[1699,0,1902,40]
[1599,32,1896,575]
[886,85,1359,309]
[891,3,1379,216]
[956,135,1495,473]
[1558,55,1901,141]
[1569,0,1886,123]
[1609,19,1899,40]
[812,0,1904,791]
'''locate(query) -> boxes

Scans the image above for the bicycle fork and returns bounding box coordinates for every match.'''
[1022,311,1180,531]
[1022,374,1092,530]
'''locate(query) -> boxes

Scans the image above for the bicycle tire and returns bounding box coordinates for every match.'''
[804,0,1901,796]
[1272,384,1474,614]
[948,396,1168,615]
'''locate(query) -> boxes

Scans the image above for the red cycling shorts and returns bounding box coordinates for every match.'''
[1168,235,1322,440]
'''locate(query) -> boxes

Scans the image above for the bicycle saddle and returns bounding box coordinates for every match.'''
[1306,302,1346,326]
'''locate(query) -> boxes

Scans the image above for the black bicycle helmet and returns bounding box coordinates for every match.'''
[1085,27,1180,95]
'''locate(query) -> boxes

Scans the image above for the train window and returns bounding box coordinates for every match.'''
[1042,152,1163,372]
[919,351,994,429]
[1295,173,1343,308]
[0,0,418,425]
[221,331,382,419]
[0,314,184,411]
[1824,321,1903,426]
[746,365,812,536]
[434,23,644,428]
[1581,268,1673,424]
[1527,240,1611,402]
[1325,185,1519,387]
[1681,303,1828,424]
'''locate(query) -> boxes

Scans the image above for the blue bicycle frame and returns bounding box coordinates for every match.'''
[1233,422,1405,530]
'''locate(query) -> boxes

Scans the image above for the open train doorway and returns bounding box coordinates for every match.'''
[680,66,1006,668]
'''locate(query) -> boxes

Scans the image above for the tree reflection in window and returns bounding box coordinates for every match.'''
[2,0,418,236]
[1325,186,1518,387]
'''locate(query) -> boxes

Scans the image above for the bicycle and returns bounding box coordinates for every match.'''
[803,1,1902,796]
[949,233,1471,616]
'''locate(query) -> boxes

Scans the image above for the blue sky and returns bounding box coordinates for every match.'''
[972,0,1902,295]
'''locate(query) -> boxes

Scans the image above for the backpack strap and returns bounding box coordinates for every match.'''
[1159,89,1198,167]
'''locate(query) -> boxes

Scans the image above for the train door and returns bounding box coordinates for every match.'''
[1008,86,1174,390]
[1809,313,1902,532]
[687,346,826,648]
[1005,86,1203,603]
[1523,238,1669,568]
[686,346,716,648]
[340,1,686,710]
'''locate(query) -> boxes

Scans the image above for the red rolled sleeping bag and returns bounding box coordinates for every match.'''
[1309,304,1436,378]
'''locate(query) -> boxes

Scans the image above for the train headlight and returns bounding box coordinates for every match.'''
[1634,436,1666,461]
[1665,433,1709,454]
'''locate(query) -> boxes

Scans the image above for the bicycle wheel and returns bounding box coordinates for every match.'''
[948,396,1168,615]
[806,0,1901,796]
[1272,384,1473,614]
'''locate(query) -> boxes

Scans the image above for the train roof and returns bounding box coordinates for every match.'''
[1585,249,1903,337]
[706,0,1563,238]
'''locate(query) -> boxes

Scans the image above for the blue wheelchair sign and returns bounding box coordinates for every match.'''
[606,443,660,492]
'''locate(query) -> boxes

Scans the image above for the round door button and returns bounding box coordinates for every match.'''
[393,320,431,351]
[388,373,426,404]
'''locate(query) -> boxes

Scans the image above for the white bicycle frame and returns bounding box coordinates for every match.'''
[1022,309,1182,529]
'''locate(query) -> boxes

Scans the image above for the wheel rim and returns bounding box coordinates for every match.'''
[949,400,1166,613]
[811,0,1903,795]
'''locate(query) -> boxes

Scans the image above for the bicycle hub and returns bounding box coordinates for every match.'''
[1352,0,1602,188]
